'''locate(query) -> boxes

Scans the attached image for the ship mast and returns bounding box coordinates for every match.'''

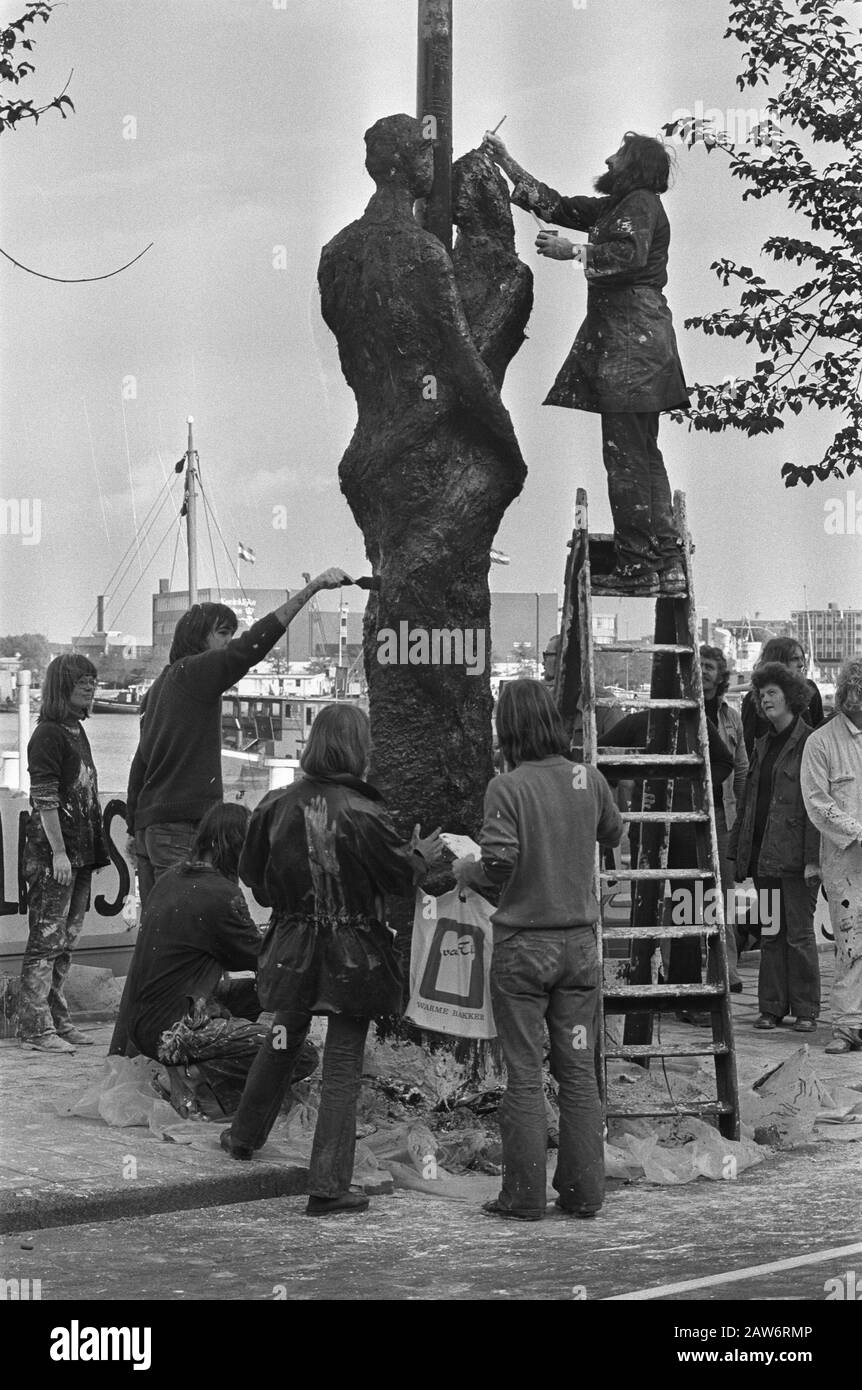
[185,416,199,605]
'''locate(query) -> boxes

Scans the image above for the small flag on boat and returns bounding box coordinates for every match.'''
[490,548,510,565]
[238,542,256,564]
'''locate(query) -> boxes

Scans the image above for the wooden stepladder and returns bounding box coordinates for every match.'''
[553,488,740,1141]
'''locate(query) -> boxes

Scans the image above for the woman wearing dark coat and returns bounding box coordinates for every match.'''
[221,704,444,1215]
[729,664,821,1030]
[740,636,824,757]
[482,129,689,597]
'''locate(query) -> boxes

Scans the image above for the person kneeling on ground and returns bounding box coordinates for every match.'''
[220,704,445,1217]
[453,679,623,1222]
[124,802,317,1118]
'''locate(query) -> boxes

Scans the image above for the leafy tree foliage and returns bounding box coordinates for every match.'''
[0,633,52,677]
[665,0,861,485]
[1,1,73,134]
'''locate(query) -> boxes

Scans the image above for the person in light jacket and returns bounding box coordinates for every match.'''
[801,656,862,1053]
[729,664,821,1031]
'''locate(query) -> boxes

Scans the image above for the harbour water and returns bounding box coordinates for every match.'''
[0,710,139,799]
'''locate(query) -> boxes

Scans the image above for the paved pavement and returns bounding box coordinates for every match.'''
[1,948,859,1244]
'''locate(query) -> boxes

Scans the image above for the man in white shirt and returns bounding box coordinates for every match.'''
[800,656,862,1053]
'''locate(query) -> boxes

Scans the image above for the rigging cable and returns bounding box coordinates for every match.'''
[109,512,183,628]
[75,474,178,637]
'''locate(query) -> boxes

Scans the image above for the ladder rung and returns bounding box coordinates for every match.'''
[596,753,702,766]
[605,1042,730,1058]
[602,925,720,939]
[600,869,714,881]
[606,1102,735,1119]
[622,811,709,822]
[600,644,693,655]
[604,984,726,999]
[595,697,698,709]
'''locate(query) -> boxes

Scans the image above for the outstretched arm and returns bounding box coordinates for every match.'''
[482,132,606,231]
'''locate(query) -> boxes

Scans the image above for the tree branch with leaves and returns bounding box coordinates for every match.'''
[664,0,861,485]
[1,1,73,133]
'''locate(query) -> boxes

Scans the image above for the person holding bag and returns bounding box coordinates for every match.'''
[220,703,444,1216]
[453,679,623,1221]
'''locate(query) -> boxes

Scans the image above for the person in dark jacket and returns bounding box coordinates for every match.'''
[18,656,110,1053]
[453,680,624,1222]
[124,803,318,1117]
[482,129,689,597]
[729,664,821,1031]
[598,706,734,1004]
[221,704,445,1216]
[126,568,351,906]
[111,568,350,1056]
[740,636,824,758]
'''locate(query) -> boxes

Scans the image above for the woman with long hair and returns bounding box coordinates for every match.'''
[18,655,109,1053]
[111,569,350,1056]
[221,704,444,1216]
[453,679,623,1221]
[126,570,350,906]
[482,129,689,597]
[730,664,821,1031]
[740,636,824,757]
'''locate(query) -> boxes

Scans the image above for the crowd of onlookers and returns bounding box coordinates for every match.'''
[15,588,862,1220]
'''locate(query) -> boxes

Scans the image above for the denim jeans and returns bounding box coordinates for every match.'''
[135,820,198,908]
[754,875,821,1020]
[229,1010,369,1197]
[490,927,605,1217]
[109,821,200,1056]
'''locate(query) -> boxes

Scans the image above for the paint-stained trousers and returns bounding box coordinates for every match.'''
[601,412,681,572]
[489,928,605,1218]
[18,858,93,1040]
[822,848,862,1039]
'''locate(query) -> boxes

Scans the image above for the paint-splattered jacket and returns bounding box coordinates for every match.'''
[26,718,109,868]
[241,773,431,1017]
[510,179,690,413]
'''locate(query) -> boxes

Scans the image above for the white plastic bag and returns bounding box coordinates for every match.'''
[406,887,496,1039]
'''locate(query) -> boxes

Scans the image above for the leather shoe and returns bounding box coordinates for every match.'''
[825,1033,862,1054]
[754,1013,780,1030]
[219,1128,254,1161]
[20,1033,76,1053]
[482,1198,544,1221]
[554,1199,601,1218]
[793,1017,816,1033]
[305,1192,370,1217]
[58,1027,94,1046]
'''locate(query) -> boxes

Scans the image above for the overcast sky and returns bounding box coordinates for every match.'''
[0,0,856,645]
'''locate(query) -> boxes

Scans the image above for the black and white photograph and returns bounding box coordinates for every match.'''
[0,0,860,1344]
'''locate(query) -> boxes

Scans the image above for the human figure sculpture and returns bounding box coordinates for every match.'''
[317,115,532,853]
